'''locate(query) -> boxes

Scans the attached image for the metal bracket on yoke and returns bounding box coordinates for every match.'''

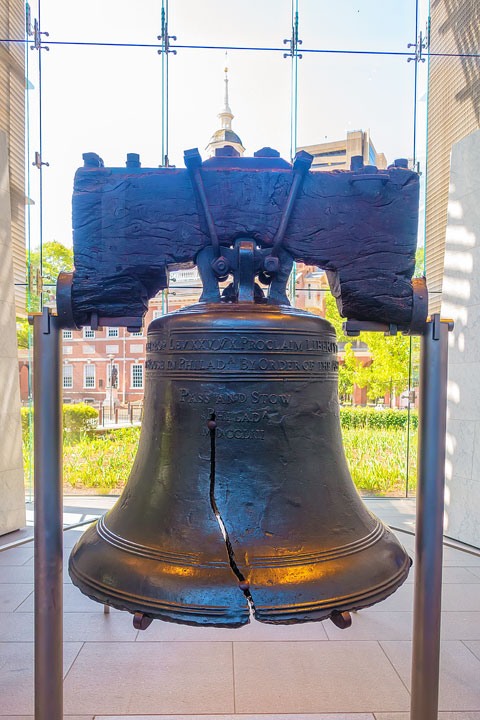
[186,148,309,306]
[236,240,256,302]
[264,150,312,274]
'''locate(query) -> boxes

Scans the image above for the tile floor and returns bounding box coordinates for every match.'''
[0,498,480,719]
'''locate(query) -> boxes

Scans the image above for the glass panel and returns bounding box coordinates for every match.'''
[14,0,426,503]
[168,0,291,49]
[300,0,417,55]
[39,44,163,251]
[42,0,163,46]
[295,41,417,497]
[166,286,202,313]
[297,53,415,164]
[295,287,417,497]
[169,47,291,163]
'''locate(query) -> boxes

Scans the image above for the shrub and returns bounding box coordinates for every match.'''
[21,403,98,439]
[63,404,98,437]
[339,407,418,431]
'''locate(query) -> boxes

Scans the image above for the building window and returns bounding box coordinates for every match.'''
[106,344,119,354]
[131,363,144,389]
[130,330,143,336]
[153,310,163,320]
[84,364,96,388]
[313,149,346,158]
[107,327,119,337]
[62,330,73,340]
[83,398,95,405]
[83,327,95,338]
[130,344,143,354]
[82,345,95,354]
[63,365,73,389]
[63,346,73,355]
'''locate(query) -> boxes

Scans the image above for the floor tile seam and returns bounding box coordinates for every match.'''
[85,716,376,719]
[465,567,480,580]
[231,640,236,713]
[0,638,140,642]
[12,588,34,612]
[460,638,480,662]
[377,640,411,696]
[63,641,85,682]
[85,638,338,643]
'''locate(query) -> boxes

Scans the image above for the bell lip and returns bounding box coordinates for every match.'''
[69,548,412,628]
[69,555,251,628]
[251,553,412,625]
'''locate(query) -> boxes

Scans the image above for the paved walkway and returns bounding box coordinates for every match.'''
[1,497,480,719]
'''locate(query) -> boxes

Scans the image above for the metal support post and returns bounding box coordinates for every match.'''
[410,314,450,720]
[33,308,63,720]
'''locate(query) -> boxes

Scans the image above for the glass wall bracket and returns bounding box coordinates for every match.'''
[407,30,428,63]
[30,18,49,52]
[157,0,176,167]
[283,10,302,59]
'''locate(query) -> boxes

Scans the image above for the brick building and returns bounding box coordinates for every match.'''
[58,268,201,408]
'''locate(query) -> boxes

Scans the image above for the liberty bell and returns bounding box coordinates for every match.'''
[67,147,419,629]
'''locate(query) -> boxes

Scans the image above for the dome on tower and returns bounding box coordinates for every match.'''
[208,128,243,146]
[205,66,245,158]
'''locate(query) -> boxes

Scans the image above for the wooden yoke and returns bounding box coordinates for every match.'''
[57,146,427,331]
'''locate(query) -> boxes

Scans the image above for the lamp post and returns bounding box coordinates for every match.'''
[108,353,114,421]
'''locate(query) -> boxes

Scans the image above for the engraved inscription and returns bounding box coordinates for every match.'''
[147,334,337,354]
[202,427,265,440]
[146,356,338,373]
[145,331,339,382]
[146,358,227,371]
[178,389,291,405]
[177,389,290,441]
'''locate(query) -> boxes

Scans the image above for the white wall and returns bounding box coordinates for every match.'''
[0,130,26,535]
[442,128,480,548]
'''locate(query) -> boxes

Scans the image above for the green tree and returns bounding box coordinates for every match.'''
[324,292,348,342]
[325,293,358,401]
[29,240,73,284]
[27,241,73,311]
[324,290,412,406]
[338,341,356,401]
[414,245,425,278]
[355,332,411,406]
[16,318,30,348]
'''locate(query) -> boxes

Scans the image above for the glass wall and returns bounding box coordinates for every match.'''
[4,0,443,498]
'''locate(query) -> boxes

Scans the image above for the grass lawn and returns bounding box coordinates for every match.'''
[24,424,416,497]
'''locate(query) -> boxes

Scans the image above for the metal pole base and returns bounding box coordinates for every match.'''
[32,309,63,720]
[410,315,450,720]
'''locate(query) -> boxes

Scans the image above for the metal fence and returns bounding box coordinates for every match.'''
[98,404,143,427]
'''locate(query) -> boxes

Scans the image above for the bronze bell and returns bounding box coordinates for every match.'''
[69,300,411,628]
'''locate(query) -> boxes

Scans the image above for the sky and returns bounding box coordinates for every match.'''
[22,0,430,250]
